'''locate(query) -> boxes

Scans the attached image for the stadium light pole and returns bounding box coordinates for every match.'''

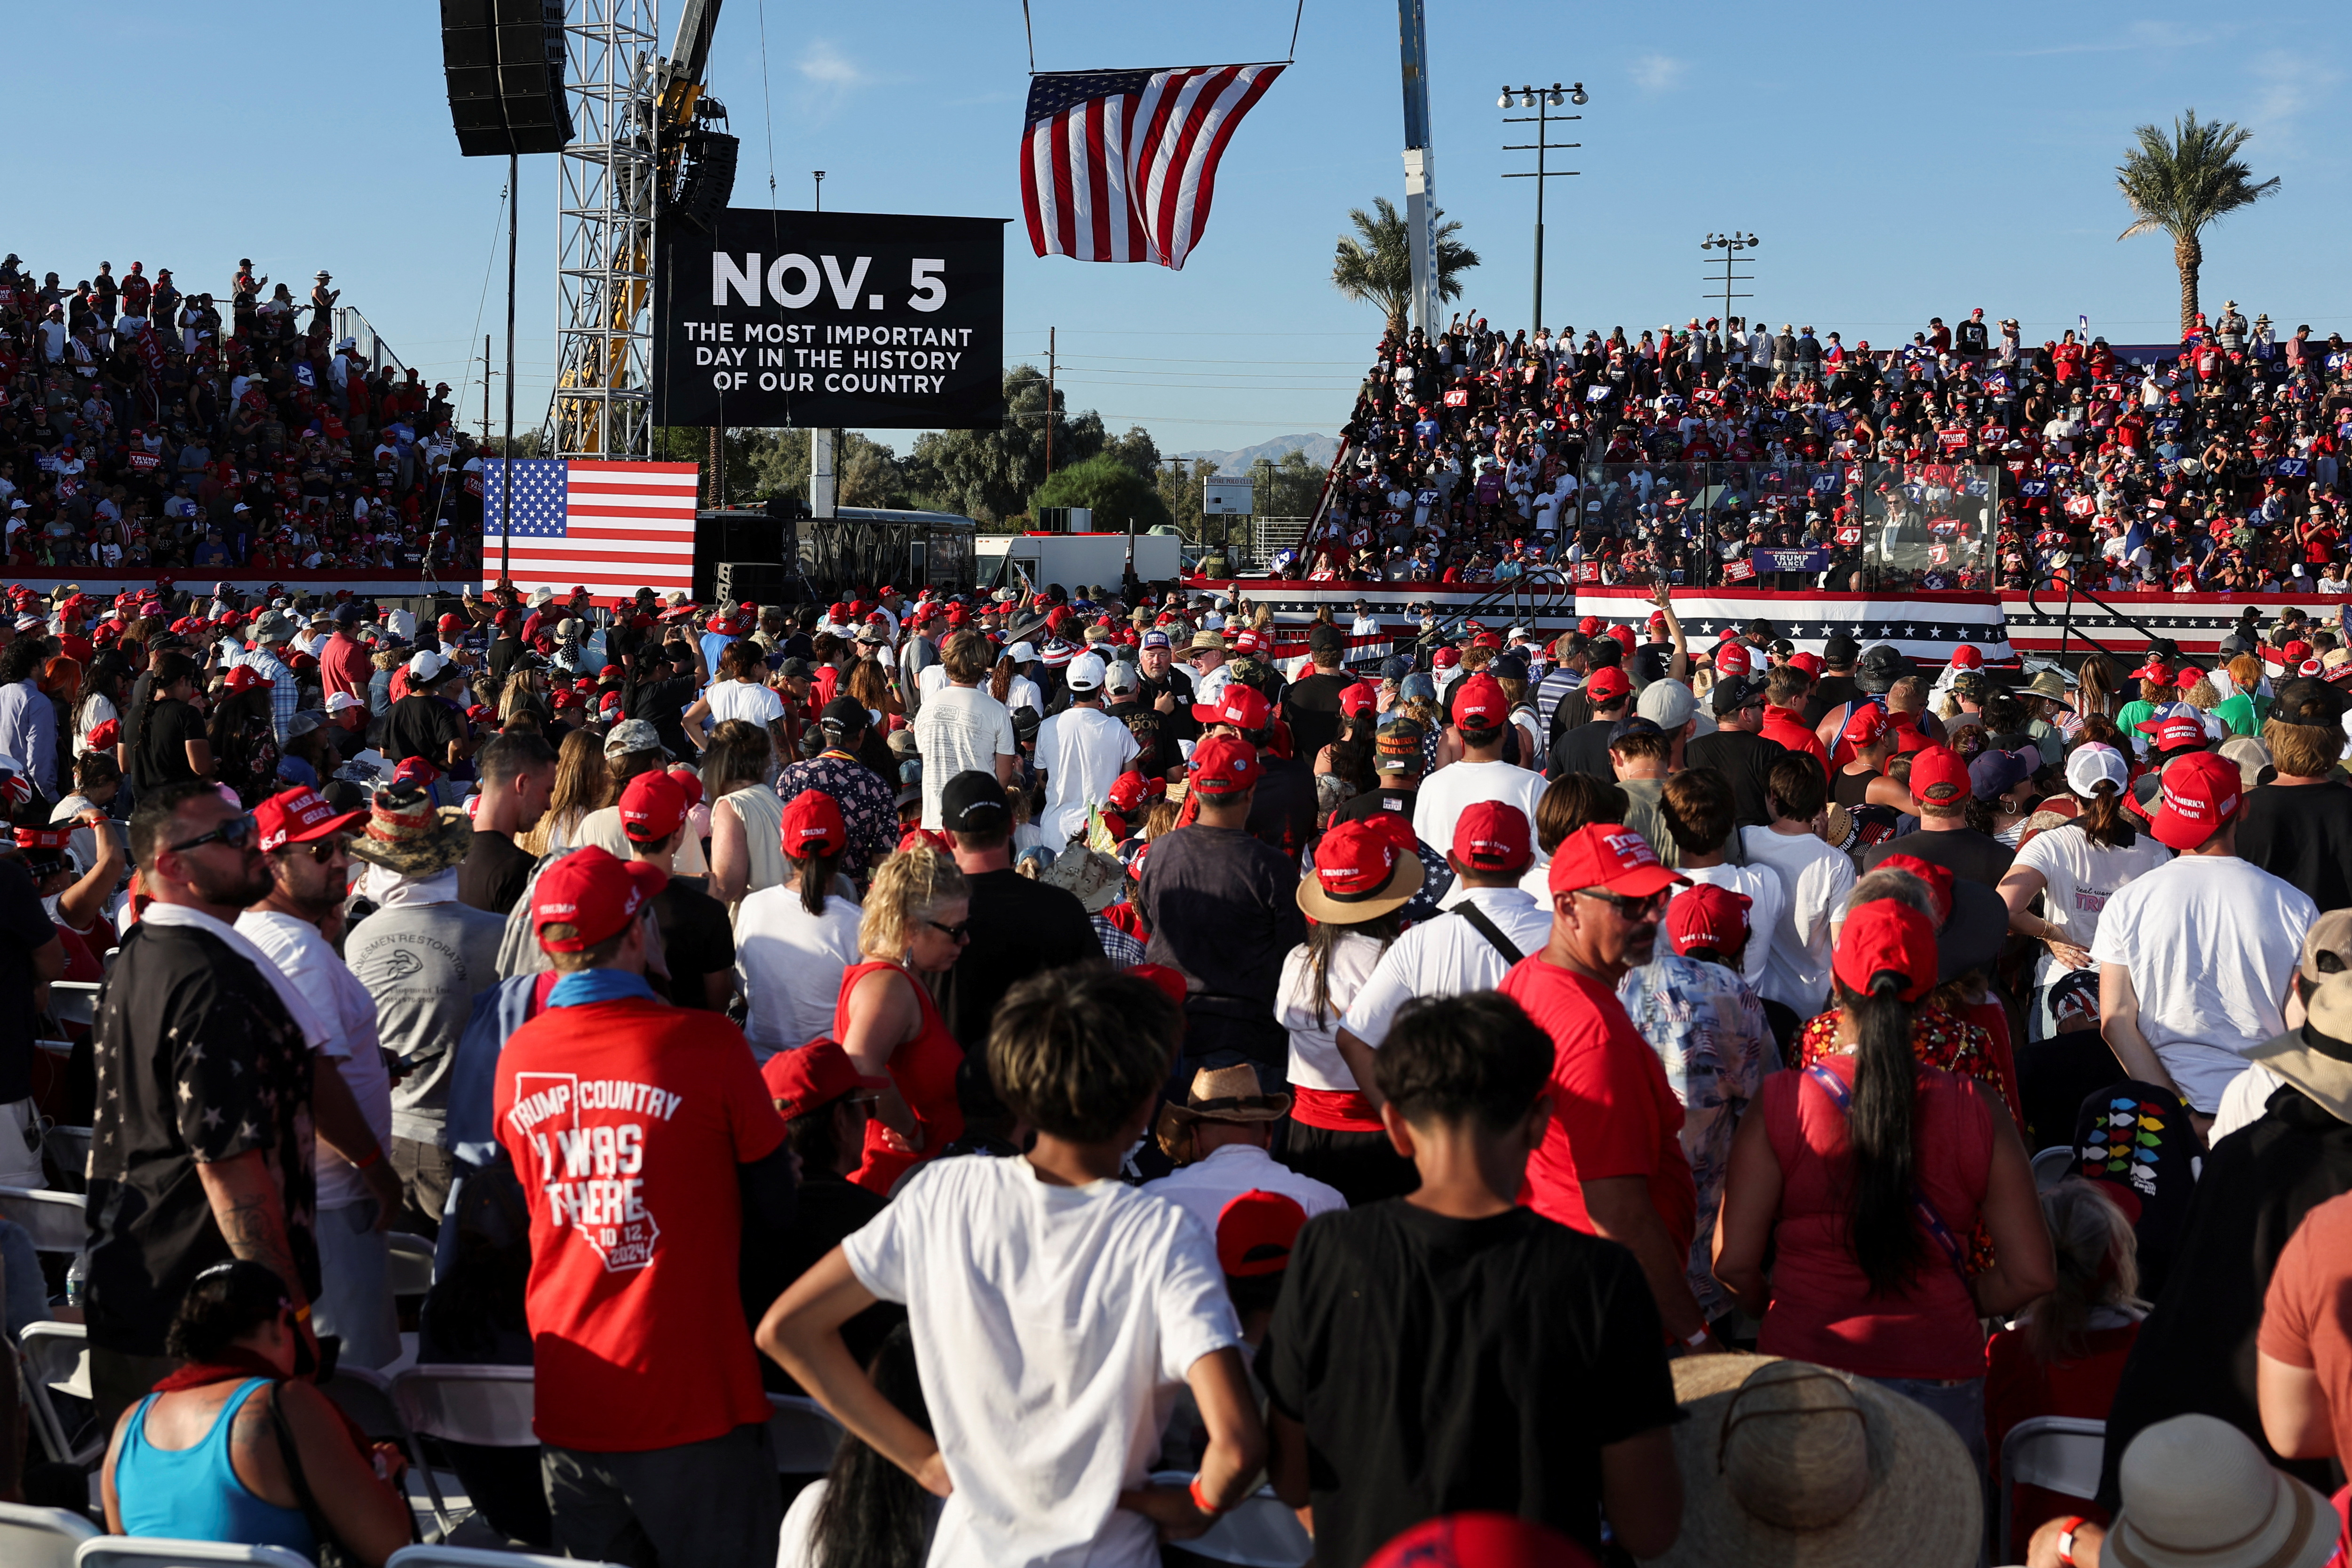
[1700,231,1759,332]
[813,170,825,211]
[1500,82,1584,339]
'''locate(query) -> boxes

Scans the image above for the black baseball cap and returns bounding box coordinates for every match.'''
[940,770,1010,833]
[1608,715,1666,746]
[819,695,870,734]
[1711,674,1769,715]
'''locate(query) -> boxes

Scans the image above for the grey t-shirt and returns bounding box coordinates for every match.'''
[346,899,509,1145]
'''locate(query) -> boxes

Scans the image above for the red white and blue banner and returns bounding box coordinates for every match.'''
[2002,590,2347,659]
[479,459,699,598]
[1571,586,2015,661]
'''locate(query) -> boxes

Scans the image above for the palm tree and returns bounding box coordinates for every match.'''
[2115,110,2280,338]
[1331,196,1479,337]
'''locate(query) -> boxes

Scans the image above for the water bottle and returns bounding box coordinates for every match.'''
[65,1251,87,1308]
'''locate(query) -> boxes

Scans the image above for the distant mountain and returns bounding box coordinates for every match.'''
[1175,432,1339,475]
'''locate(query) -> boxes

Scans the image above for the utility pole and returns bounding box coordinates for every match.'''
[1397,0,1438,336]
[481,334,492,441]
[707,424,724,507]
[1042,327,1057,478]
[1500,83,1586,336]
[501,150,517,589]
[813,170,825,211]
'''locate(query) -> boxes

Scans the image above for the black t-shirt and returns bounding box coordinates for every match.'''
[1860,824,2014,887]
[458,829,536,917]
[1331,785,1416,827]
[0,860,56,1102]
[1248,755,1319,863]
[1136,824,1307,1061]
[1683,729,1788,829]
[85,921,321,1357]
[740,1171,899,1394]
[135,698,206,789]
[627,674,698,759]
[1256,1202,1677,1563]
[1283,669,1355,763]
[1549,716,1621,784]
[935,868,1102,1051]
[649,876,734,1010]
[384,692,465,766]
[1803,672,1862,728]
[2236,781,2352,912]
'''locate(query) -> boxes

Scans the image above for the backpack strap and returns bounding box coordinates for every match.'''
[1453,901,1526,965]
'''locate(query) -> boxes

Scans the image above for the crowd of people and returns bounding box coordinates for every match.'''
[1,502,2352,1565]
[0,251,484,579]
[1301,303,2352,600]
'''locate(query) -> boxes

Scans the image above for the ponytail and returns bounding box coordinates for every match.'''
[1841,973,1923,1296]
[2078,780,2132,848]
[792,849,841,918]
[989,656,1013,705]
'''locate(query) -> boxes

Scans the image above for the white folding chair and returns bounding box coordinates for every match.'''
[20,1321,101,1466]
[767,1393,846,1474]
[1999,1416,2107,1557]
[0,1186,88,1254]
[388,1545,622,1568]
[39,983,102,1056]
[0,1500,99,1568]
[385,1232,435,1298]
[389,1365,536,1538]
[1148,1471,1312,1567]
[74,1541,313,1568]
[319,1363,408,1447]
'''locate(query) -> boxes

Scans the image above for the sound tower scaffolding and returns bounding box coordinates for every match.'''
[550,0,659,460]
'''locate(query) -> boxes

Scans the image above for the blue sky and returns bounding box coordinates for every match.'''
[8,3,2348,458]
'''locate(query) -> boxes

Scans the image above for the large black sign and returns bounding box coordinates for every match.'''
[654,207,1006,430]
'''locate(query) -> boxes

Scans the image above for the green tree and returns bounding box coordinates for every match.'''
[1030,452,1173,535]
[904,364,1107,527]
[1330,196,1479,337]
[1248,448,1328,519]
[2116,109,2280,338]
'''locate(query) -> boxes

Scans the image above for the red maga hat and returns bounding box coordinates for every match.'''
[760,1039,868,1120]
[1546,822,1685,899]
[1833,899,1939,1002]
[1668,883,1751,957]
[1452,800,1533,873]
[532,845,667,952]
[1216,1189,1309,1278]
[254,786,363,853]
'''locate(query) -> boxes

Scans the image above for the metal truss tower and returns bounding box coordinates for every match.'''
[551,0,659,459]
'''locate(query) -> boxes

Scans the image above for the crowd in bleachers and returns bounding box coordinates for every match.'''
[0,251,484,580]
[1301,304,2352,599]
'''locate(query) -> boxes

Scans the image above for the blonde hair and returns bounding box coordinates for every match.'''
[2183,677,2219,711]
[858,845,970,958]
[2026,1181,2145,1363]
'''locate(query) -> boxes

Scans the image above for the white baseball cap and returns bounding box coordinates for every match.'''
[326,692,365,714]
[1065,652,1107,692]
[2065,743,2130,798]
[408,650,451,683]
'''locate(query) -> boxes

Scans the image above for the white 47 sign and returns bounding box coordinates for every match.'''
[713,253,947,313]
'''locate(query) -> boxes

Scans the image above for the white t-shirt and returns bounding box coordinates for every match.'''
[2089,853,2316,1114]
[1143,1142,1345,1248]
[1739,826,1858,1018]
[1034,704,1140,845]
[2010,821,2173,949]
[1276,930,1390,1091]
[1676,861,1785,995]
[913,685,1018,830]
[235,911,388,1211]
[1339,886,1555,1048]
[732,887,863,1057]
[1409,757,1547,859]
[706,678,784,730]
[841,1155,1241,1568]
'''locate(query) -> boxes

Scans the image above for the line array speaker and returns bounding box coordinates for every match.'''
[442,0,573,158]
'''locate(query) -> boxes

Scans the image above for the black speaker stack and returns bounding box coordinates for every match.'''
[441,0,574,158]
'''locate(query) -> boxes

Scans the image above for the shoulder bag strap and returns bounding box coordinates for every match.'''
[1800,1062,1970,1275]
[264,1381,363,1567]
[1452,901,1525,965]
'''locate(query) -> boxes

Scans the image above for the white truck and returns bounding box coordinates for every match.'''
[975,528,1185,594]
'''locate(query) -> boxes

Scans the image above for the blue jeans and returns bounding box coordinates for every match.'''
[1868,1374,1987,1479]
[313,1200,400,1370]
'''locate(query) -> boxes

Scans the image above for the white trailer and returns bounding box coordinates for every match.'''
[975,530,1184,593]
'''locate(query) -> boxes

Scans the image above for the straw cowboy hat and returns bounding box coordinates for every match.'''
[2242,967,2352,1124]
[2104,1414,2335,1568]
[1638,1356,1979,1568]
[1038,843,1127,912]
[1153,1062,1291,1162]
[348,783,475,876]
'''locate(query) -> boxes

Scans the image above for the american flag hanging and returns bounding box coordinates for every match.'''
[1020,64,1284,270]
[478,459,700,598]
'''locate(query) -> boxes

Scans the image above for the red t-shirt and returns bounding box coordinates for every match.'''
[494,993,787,1452]
[1497,957,1695,1258]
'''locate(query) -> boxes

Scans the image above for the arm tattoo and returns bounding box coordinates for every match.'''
[222,1186,304,1305]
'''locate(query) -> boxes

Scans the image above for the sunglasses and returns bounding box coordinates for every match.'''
[925,919,972,944]
[1573,887,1668,922]
[170,812,257,854]
[281,835,348,864]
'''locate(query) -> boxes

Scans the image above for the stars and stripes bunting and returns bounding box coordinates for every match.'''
[1020,63,1284,270]
[478,459,700,599]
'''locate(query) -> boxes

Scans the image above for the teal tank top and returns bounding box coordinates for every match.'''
[115,1377,316,1555]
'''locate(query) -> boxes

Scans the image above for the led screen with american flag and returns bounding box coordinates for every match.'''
[478,459,699,598]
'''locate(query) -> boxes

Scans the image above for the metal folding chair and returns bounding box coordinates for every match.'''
[0,1498,98,1568]
[0,1186,87,1254]
[20,1321,100,1466]
[389,1364,537,1539]
[386,1232,435,1298]
[43,1126,92,1192]
[767,1392,846,1474]
[1998,1416,2107,1558]
[75,1540,315,1567]
[388,1546,622,1568]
